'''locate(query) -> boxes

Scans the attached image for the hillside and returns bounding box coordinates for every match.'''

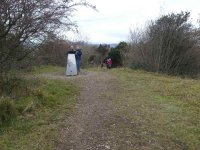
[0,67,199,149]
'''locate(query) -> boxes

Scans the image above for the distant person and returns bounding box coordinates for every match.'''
[75,45,82,73]
[107,58,112,69]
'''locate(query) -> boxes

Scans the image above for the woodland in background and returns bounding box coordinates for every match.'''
[129,12,200,76]
[76,12,200,77]
[1,3,199,77]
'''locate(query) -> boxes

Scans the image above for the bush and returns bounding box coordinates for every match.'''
[0,73,34,99]
[0,98,18,124]
[108,48,122,67]
[106,42,130,67]
[80,44,97,67]
[0,74,40,124]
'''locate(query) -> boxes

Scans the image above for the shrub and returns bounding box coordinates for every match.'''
[0,98,18,124]
[108,48,122,67]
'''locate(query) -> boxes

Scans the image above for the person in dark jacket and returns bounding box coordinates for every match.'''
[75,45,82,73]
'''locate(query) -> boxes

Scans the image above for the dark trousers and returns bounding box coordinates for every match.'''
[76,59,81,72]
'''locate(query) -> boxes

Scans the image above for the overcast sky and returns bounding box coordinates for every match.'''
[67,0,200,44]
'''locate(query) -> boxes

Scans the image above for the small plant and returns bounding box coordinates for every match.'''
[0,98,18,124]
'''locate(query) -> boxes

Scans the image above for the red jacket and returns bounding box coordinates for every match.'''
[107,59,112,65]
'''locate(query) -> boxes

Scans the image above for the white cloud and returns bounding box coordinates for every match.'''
[66,0,200,43]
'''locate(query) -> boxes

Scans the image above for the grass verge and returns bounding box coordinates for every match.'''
[31,65,64,75]
[0,66,78,150]
[104,68,200,149]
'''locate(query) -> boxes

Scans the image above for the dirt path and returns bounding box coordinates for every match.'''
[54,71,117,150]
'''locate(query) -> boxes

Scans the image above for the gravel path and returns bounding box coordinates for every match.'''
[55,71,116,150]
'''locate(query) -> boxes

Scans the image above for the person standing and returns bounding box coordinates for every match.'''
[107,58,112,69]
[75,45,82,73]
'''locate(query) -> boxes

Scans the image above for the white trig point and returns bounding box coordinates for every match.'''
[66,54,77,76]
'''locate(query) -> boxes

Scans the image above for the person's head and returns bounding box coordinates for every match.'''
[70,45,74,49]
[70,45,76,51]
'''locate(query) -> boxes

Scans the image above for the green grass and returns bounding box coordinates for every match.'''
[31,65,64,75]
[104,68,200,149]
[0,67,78,150]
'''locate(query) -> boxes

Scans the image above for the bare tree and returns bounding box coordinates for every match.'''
[129,26,151,69]
[0,0,95,73]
